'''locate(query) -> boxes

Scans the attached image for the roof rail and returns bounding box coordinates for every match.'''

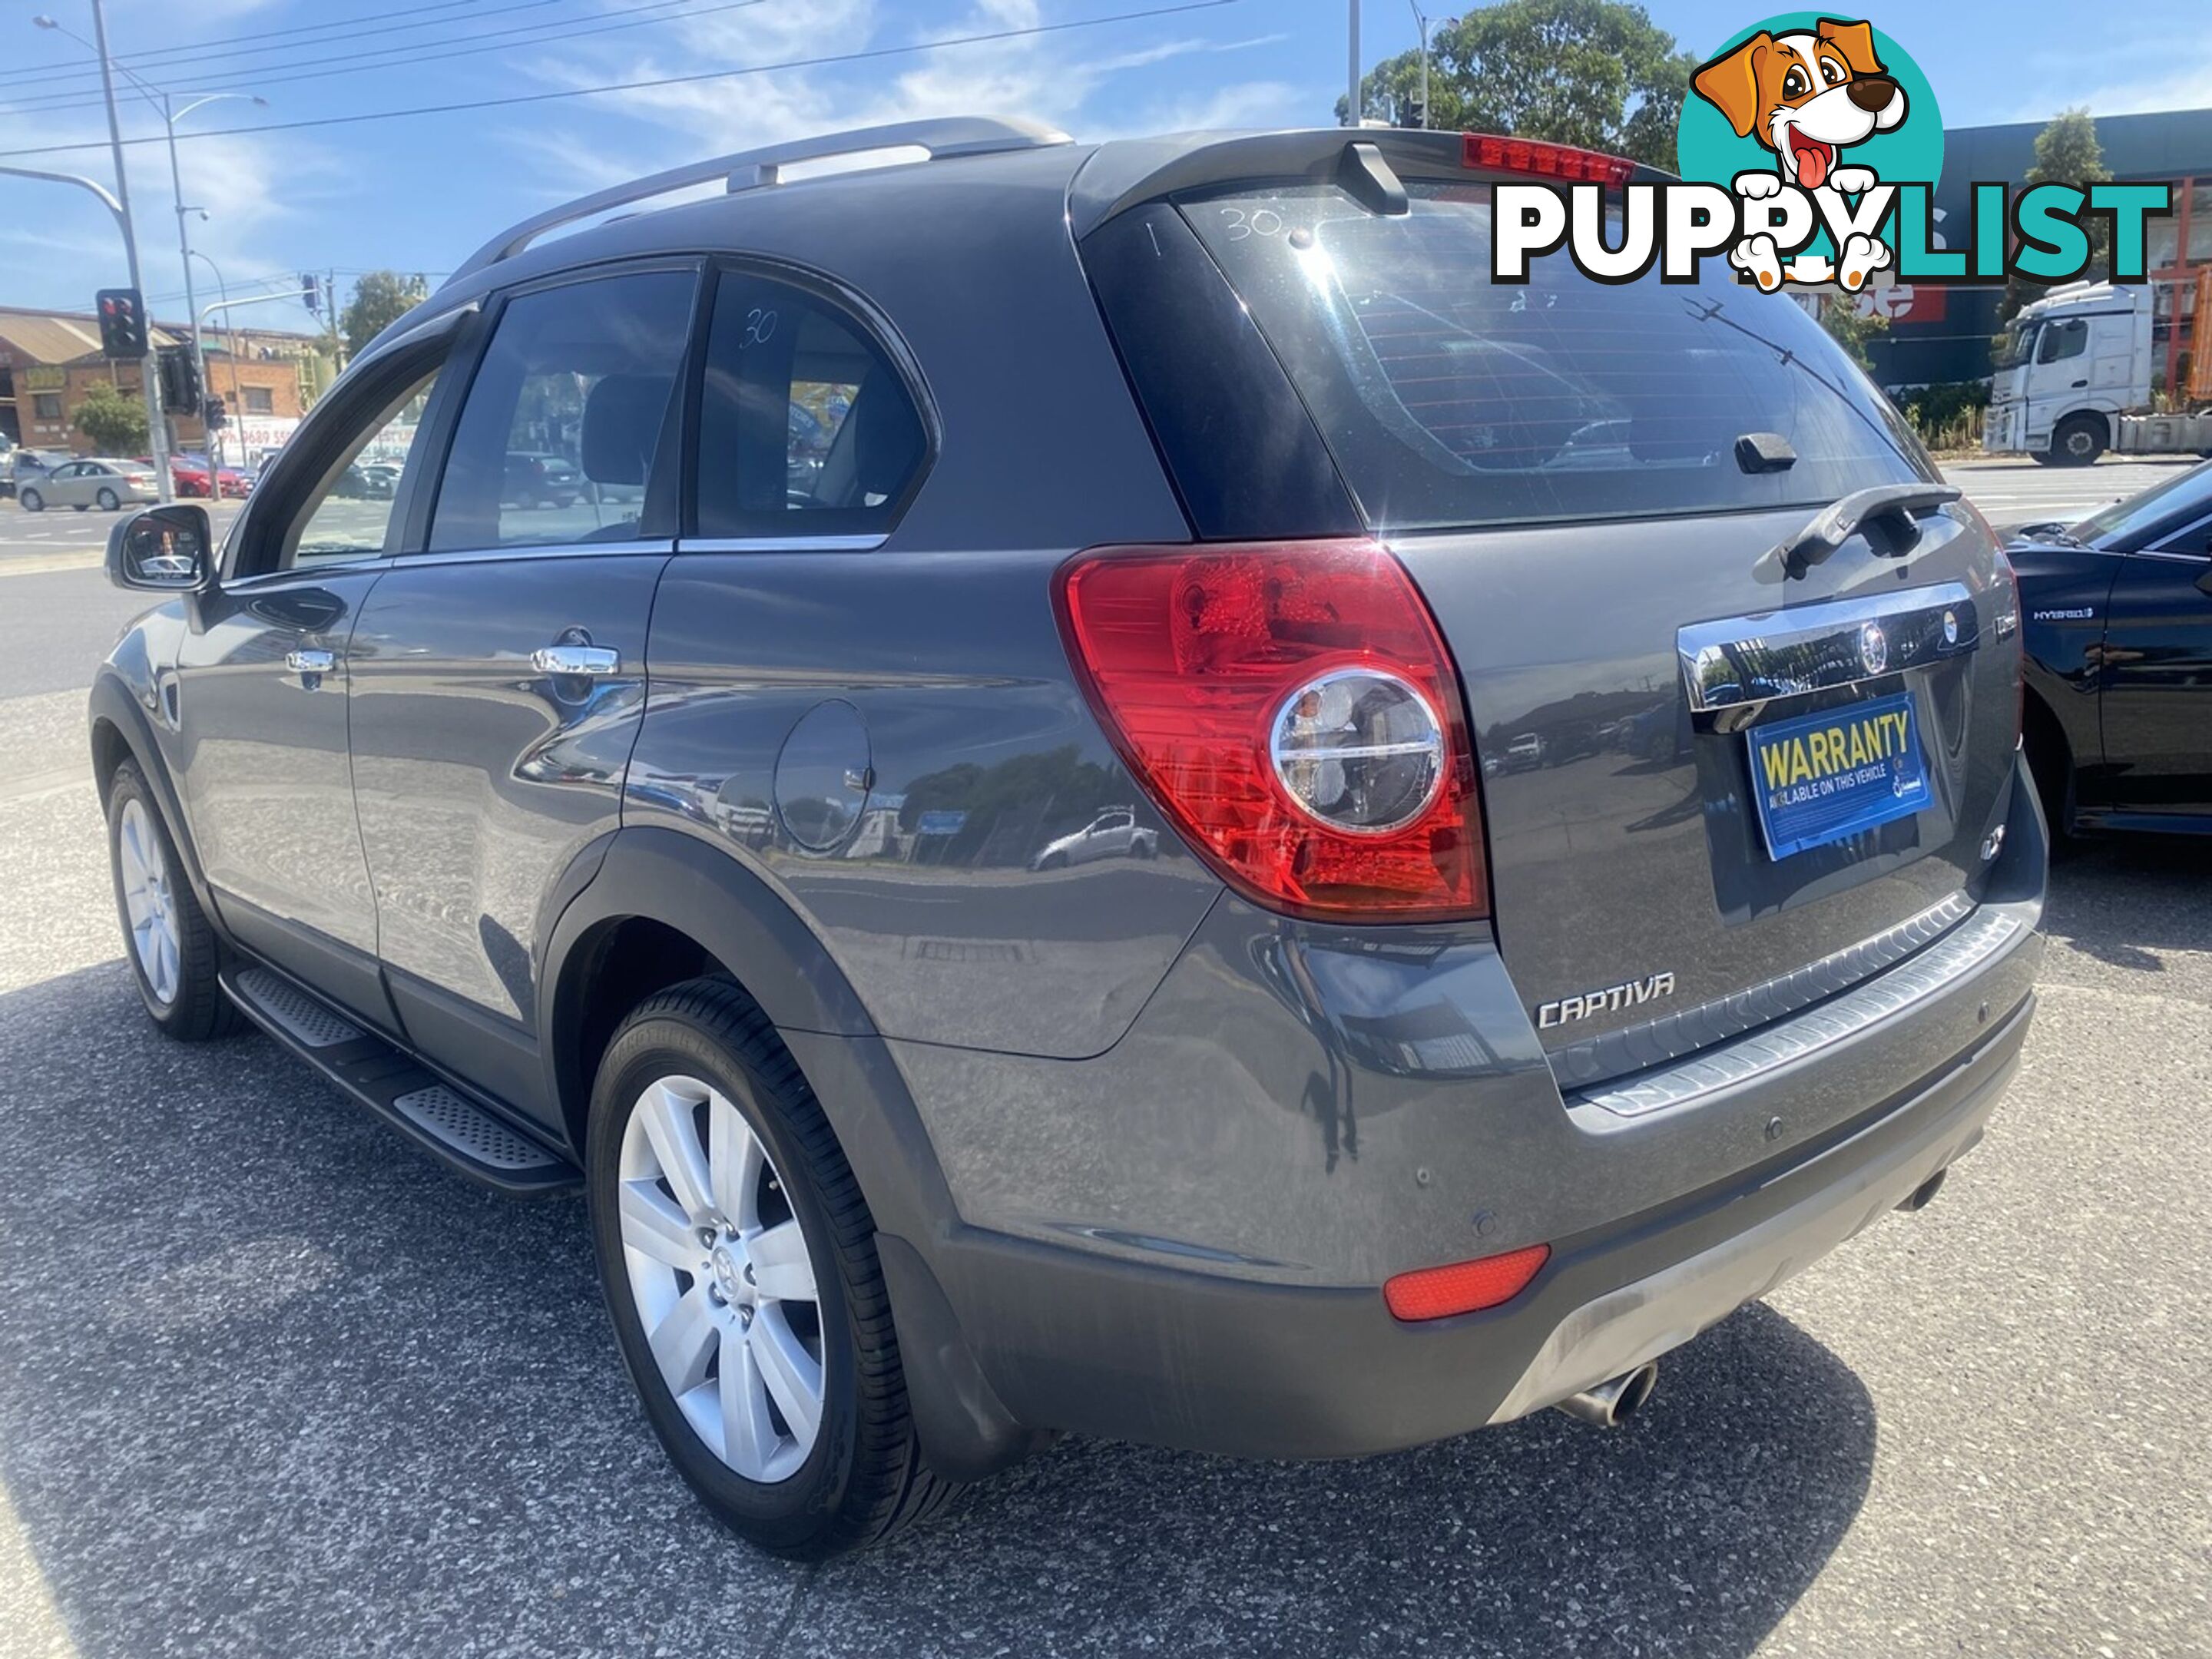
[448,116,1073,285]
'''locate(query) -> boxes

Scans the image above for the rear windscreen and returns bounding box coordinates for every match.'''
[1178,180,1931,532]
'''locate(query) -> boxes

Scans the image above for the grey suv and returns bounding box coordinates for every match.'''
[90,118,2045,1558]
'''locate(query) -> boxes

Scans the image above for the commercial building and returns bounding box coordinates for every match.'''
[0,304,322,456]
[1866,106,2212,395]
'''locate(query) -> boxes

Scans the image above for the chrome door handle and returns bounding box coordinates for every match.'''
[285,648,336,675]
[531,644,621,676]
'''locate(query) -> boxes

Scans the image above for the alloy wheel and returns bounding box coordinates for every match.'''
[617,1074,825,1483]
[117,797,180,1006]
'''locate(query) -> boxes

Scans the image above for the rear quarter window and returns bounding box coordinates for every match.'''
[1174,180,1931,532]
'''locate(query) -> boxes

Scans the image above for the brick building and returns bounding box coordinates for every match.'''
[0,305,323,456]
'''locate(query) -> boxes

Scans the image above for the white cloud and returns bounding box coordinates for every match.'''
[0,61,337,320]
[497,0,1308,200]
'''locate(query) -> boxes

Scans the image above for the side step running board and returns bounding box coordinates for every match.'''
[224,965,580,1194]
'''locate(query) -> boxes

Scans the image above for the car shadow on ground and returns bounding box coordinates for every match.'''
[0,961,1876,1658]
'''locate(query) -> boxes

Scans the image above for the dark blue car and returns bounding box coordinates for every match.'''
[2008,459,2212,836]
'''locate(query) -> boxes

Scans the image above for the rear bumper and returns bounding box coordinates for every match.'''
[906,987,2028,1457]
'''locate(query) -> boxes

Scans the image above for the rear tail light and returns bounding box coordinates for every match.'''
[1462,133,1636,187]
[1384,1243,1550,1321]
[1054,539,1487,922]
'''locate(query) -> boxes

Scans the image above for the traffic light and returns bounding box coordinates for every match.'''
[300,272,319,316]
[157,346,202,416]
[203,393,227,432]
[95,287,149,359]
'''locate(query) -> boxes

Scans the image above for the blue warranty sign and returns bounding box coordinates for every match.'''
[1747,690,1929,859]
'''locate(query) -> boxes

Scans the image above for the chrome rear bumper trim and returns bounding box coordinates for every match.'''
[1577,905,2025,1119]
[1549,889,1976,1089]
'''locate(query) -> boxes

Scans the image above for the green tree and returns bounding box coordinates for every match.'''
[71,380,147,455]
[1818,297,1889,373]
[340,270,431,358]
[1998,108,2113,323]
[1338,0,1695,174]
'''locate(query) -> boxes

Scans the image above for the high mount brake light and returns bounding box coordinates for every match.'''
[1384,1243,1551,1321]
[1462,133,1636,187]
[1053,540,1488,922]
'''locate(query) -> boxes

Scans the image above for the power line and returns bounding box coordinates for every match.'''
[1,0,694,118]
[5,0,572,94]
[0,0,1243,161]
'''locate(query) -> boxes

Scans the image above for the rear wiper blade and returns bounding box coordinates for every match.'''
[1757,482,1964,581]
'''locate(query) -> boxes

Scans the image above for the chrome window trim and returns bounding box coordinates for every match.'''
[388,537,676,571]
[676,533,889,554]
[1677,580,1978,713]
[2131,546,2212,565]
[1575,905,2026,1120]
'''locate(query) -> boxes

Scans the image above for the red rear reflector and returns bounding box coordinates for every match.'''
[1385,1243,1551,1322]
[1053,540,1488,922]
[1462,132,1635,187]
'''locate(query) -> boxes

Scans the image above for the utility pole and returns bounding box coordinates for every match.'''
[1346,0,1361,126]
[85,0,171,500]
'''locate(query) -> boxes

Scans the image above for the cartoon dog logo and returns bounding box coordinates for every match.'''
[1692,18,1909,292]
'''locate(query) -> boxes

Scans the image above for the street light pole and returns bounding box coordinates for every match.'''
[157,94,263,474]
[81,0,171,502]
[1407,0,1431,129]
[1347,0,1361,126]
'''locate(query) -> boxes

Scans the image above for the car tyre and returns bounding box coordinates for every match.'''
[2048,414,2106,467]
[587,976,955,1558]
[96,486,121,511]
[105,760,241,1040]
[17,487,42,512]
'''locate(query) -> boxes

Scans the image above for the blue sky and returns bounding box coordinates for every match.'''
[2,0,2207,326]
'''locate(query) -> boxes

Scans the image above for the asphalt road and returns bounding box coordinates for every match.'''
[0,464,2207,1657]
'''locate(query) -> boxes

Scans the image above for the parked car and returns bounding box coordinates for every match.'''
[90,118,2045,1561]
[1028,806,1157,869]
[2006,457,2212,835]
[142,455,247,500]
[4,446,59,501]
[19,456,158,512]
[503,450,583,509]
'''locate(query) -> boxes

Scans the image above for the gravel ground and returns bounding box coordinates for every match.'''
[0,693,2207,1659]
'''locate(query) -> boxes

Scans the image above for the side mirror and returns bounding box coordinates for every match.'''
[107,504,213,593]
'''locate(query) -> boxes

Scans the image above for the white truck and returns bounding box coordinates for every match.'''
[1983,279,2212,465]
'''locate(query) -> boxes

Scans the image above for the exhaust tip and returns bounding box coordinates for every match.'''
[1896,1168,1948,1214]
[1554,1362,1659,1429]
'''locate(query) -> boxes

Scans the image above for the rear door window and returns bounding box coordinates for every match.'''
[693,272,928,538]
[1174,180,1928,531]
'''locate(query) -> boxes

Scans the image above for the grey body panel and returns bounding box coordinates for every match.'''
[165,571,389,1015]
[630,549,1218,1059]
[892,755,2043,1286]
[1396,508,2017,1071]
[347,550,670,1125]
